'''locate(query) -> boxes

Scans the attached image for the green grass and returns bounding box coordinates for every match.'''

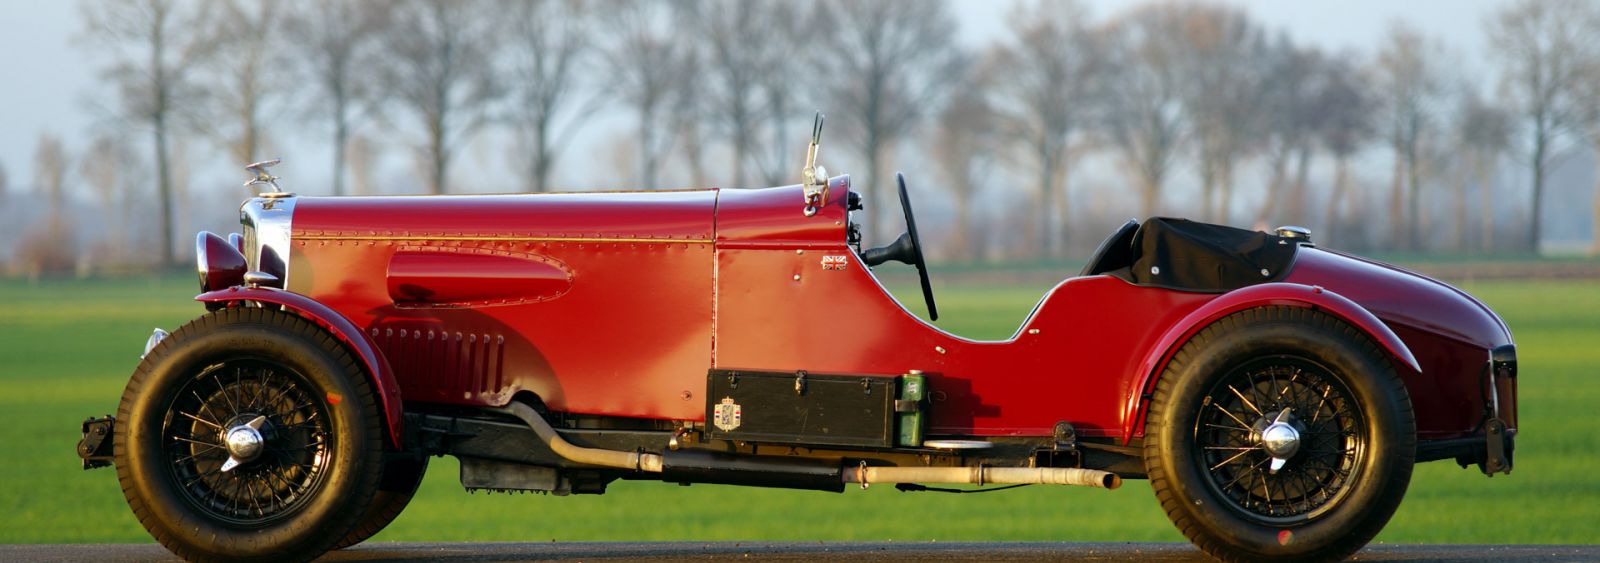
[0,274,1595,544]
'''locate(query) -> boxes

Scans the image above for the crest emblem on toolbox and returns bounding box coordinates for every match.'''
[713,397,742,432]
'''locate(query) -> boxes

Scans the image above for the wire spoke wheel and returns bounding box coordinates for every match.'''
[1143,307,1414,561]
[119,308,386,562]
[1194,356,1365,523]
[162,358,333,527]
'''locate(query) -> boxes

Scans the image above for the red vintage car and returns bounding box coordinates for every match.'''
[80,127,1515,563]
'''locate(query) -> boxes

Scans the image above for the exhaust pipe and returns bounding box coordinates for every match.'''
[842,465,1121,490]
[494,402,663,473]
[495,401,1117,491]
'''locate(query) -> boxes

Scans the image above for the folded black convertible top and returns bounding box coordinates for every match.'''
[1109,218,1298,293]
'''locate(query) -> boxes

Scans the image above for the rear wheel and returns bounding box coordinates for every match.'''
[1143,307,1415,562]
[116,308,385,563]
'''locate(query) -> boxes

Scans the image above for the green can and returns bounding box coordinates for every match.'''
[897,371,927,447]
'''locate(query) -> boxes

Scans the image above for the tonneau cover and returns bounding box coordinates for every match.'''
[1110,218,1298,292]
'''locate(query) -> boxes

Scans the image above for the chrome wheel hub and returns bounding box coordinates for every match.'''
[220,415,268,472]
[1255,409,1301,473]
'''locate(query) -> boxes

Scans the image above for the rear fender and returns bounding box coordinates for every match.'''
[196,286,403,448]
[1120,282,1420,444]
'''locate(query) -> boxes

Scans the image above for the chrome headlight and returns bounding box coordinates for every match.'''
[239,196,295,287]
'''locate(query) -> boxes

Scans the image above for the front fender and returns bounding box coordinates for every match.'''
[196,286,403,448]
[1120,282,1420,444]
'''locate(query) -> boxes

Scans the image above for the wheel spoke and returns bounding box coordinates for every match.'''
[1211,402,1255,430]
[172,436,222,449]
[1227,385,1264,416]
[178,411,222,429]
[1210,446,1260,472]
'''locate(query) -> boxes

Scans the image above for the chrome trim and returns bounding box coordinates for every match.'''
[195,231,212,291]
[243,271,279,287]
[240,196,296,287]
[1275,225,1312,240]
[142,328,169,359]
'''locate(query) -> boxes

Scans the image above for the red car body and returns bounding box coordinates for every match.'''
[85,160,1521,563]
[201,176,1514,452]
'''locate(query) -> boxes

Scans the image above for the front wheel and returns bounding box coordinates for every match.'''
[1143,307,1415,562]
[115,308,386,563]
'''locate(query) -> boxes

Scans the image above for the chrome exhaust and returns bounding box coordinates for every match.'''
[841,464,1121,490]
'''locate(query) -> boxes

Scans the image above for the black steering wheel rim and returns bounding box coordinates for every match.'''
[896,173,939,321]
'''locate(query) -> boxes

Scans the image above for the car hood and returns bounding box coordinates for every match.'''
[289,190,717,243]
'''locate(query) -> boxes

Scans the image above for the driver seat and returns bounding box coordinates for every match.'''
[1079,219,1140,277]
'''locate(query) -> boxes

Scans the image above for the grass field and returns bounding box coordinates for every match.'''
[1,273,1596,544]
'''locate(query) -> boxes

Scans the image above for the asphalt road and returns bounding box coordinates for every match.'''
[3,542,1597,562]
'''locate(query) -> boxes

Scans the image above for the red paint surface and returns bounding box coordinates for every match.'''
[242,178,1512,443]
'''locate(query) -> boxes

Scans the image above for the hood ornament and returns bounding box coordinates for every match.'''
[243,158,292,198]
[800,113,828,216]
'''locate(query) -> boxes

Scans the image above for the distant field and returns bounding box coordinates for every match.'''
[1,273,1596,544]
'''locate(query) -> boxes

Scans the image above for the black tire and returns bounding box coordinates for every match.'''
[115,308,386,563]
[333,456,429,549]
[1143,307,1415,562]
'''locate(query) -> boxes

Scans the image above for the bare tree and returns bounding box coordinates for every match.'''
[0,159,8,202]
[198,0,286,166]
[1310,54,1375,241]
[1487,0,1600,252]
[818,0,962,242]
[1452,90,1513,253]
[1174,3,1267,224]
[1374,22,1449,251]
[81,0,213,266]
[753,2,810,187]
[34,135,70,221]
[346,134,379,196]
[22,135,77,274]
[286,0,390,196]
[672,51,712,187]
[680,0,791,188]
[1256,38,1323,224]
[990,0,1101,257]
[381,0,500,194]
[505,0,603,192]
[602,0,694,188]
[934,69,998,262]
[81,135,144,262]
[1103,6,1186,219]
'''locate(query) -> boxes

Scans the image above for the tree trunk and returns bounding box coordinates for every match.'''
[866,138,886,243]
[732,120,748,188]
[1454,157,1469,252]
[1037,146,1056,258]
[1592,144,1600,257]
[1287,145,1312,223]
[955,184,973,262]
[1529,128,1546,253]
[1218,160,1234,225]
[155,110,175,266]
[1407,138,1422,251]
[1390,141,1405,250]
[1260,146,1289,223]
[333,116,349,196]
[1325,155,1349,243]
[1140,165,1161,219]
[1480,156,1495,254]
[640,105,659,188]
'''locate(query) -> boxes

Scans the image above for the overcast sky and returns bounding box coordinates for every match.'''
[0,0,1506,194]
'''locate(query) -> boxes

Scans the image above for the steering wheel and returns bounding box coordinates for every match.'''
[861,173,939,321]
